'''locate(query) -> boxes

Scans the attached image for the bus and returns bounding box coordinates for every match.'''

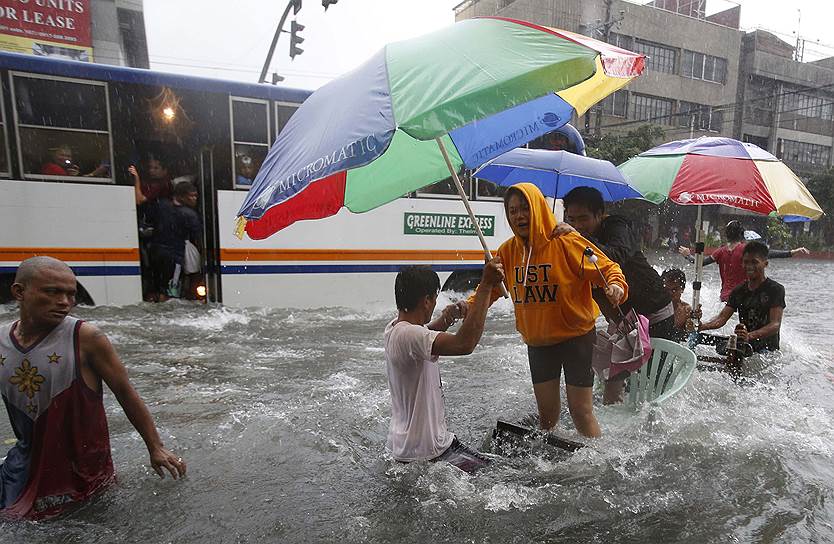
[0,52,583,309]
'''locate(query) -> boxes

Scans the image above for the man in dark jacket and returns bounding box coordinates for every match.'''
[557,187,675,338]
[554,187,676,403]
[144,183,201,301]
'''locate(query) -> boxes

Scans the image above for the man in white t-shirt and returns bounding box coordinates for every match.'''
[384,258,504,472]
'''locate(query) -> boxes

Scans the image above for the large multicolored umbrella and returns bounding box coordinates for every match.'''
[619,137,823,220]
[236,17,644,240]
[474,147,643,202]
[618,136,823,313]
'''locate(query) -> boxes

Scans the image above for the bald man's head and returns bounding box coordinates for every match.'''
[12,257,77,326]
[14,256,75,286]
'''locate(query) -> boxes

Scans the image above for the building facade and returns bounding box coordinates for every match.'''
[0,0,148,68]
[736,30,834,175]
[454,0,834,176]
[454,0,743,142]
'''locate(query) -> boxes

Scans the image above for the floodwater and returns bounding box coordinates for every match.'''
[1,256,833,543]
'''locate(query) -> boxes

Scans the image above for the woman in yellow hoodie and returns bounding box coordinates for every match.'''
[466,183,627,438]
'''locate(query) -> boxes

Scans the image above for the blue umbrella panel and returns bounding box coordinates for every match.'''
[475,148,643,201]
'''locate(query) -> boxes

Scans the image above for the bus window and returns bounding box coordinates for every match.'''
[0,97,7,177]
[0,79,8,177]
[275,101,299,137]
[11,74,112,181]
[416,176,471,198]
[475,178,507,200]
[0,128,7,176]
[231,97,269,189]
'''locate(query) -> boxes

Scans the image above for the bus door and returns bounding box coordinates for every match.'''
[197,145,222,303]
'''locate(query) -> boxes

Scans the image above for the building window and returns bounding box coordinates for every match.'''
[631,93,674,125]
[633,39,676,74]
[742,134,769,150]
[780,139,831,166]
[682,50,727,83]
[678,101,723,132]
[11,73,113,182]
[231,97,270,189]
[274,101,300,140]
[595,89,628,118]
[607,32,634,51]
[781,91,833,121]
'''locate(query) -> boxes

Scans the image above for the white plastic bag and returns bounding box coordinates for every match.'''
[184,240,201,274]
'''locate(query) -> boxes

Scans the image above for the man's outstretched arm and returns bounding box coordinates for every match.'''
[432,258,504,356]
[699,305,735,332]
[769,247,809,259]
[80,323,187,479]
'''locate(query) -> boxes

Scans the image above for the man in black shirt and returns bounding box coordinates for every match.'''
[699,241,785,352]
[145,182,201,301]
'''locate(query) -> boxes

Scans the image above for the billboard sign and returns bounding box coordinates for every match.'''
[0,0,93,61]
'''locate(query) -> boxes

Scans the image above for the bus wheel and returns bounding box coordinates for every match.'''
[442,270,483,293]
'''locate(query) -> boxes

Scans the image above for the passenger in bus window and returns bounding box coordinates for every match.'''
[235,153,258,187]
[131,156,173,206]
[39,145,109,178]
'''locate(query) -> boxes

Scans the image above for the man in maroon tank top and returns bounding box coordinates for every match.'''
[0,257,186,519]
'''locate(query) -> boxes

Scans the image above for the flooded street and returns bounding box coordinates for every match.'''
[1,256,833,543]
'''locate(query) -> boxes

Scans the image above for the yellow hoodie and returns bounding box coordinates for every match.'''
[473,183,628,346]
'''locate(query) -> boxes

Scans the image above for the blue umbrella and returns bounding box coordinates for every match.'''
[474,147,643,201]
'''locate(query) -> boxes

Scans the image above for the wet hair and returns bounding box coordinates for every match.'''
[563,186,605,215]
[725,220,744,242]
[503,186,527,213]
[147,155,170,171]
[14,256,73,285]
[661,268,686,289]
[743,240,769,260]
[394,266,440,311]
[174,180,197,197]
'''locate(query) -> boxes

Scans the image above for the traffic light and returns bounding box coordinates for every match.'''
[322,0,338,10]
[290,0,302,15]
[290,20,304,59]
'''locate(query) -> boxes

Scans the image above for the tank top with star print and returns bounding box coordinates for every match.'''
[0,317,114,519]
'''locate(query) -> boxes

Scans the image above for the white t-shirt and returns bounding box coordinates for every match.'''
[384,319,454,461]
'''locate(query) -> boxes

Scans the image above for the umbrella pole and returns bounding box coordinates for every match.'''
[435,137,509,298]
[692,205,704,321]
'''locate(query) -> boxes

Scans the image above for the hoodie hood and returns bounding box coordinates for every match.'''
[505,183,557,251]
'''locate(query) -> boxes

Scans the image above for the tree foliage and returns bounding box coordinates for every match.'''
[584,124,665,166]
[804,168,834,246]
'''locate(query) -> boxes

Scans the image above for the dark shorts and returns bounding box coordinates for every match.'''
[527,329,596,387]
[431,437,491,473]
[648,314,676,341]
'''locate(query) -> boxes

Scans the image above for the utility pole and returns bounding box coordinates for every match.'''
[258,0,303,84]
[258,0,340,83]
[594,0,613,138]
[581,0,624,137]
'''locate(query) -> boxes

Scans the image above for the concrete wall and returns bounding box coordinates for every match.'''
[91,0,148,68]
[737,31,834,172]
[454,0,742,141]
